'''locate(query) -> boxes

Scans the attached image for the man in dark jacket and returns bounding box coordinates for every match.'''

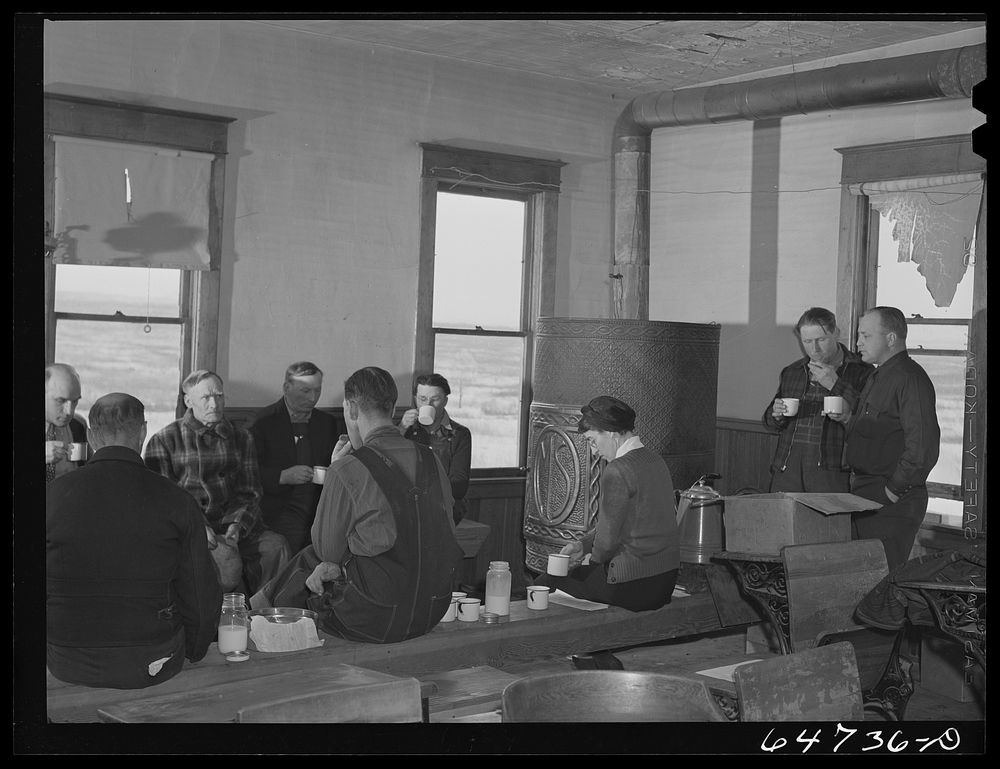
[47,392,221,689]
[835,306,940,570]
[762,307,873,493]
[250,361,341,554]
[398,372,472,524]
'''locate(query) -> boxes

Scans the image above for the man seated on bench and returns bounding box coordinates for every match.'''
[251,366,464,644]
[47,393,221,689]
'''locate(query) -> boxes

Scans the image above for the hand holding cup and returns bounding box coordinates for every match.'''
[331,434,353,463]
[46,441,69,464]
[559,541,585,569]
[280,465,315,485]
[399,409,419,431]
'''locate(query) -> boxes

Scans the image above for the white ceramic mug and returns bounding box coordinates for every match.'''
[312,466,328,485]
[418,405,436,425]
[823,395,845,415]
[68,442,87,461]
[457,597,481,622]
[526,585,551,610]
[440,599,458,622]
[547,553,570,577]
[781,397,800,417]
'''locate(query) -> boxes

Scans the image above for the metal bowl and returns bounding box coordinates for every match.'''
[249,607,318,624]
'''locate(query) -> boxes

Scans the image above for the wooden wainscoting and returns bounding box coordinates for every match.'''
[459,477,529,594]
[713,418,777,496]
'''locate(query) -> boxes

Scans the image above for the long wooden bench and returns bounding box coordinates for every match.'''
[48,591,749,722]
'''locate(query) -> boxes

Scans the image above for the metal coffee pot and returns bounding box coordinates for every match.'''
[675,473,725,564]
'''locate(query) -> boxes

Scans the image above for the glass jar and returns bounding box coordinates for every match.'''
[218,592,249,656]
[484,560,511,616]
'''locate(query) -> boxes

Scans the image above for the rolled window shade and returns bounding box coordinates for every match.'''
[847,172,982,196]
[53,135,214,269]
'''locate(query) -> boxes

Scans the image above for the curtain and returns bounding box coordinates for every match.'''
[858,176,983,309]
[52,135,213,269]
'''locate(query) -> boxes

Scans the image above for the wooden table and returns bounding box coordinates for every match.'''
[48,591,749,722]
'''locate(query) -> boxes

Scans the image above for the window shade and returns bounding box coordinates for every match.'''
[865,178,983,309]
[53,135,213,269]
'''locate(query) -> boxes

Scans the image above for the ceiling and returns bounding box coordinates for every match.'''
[250,16,985,95]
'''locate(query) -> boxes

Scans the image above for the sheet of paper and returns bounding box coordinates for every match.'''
[696,659,763,682]
[249,616,325,652]
[547,589,609,611]
[784,492,883,515]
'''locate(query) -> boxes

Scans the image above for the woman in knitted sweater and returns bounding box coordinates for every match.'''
[540,395,680,612]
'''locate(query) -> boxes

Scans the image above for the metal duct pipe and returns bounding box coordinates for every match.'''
[612,43,986,319]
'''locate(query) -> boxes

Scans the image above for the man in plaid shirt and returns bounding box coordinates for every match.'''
[144,369,289,595]
[762,308,873,493]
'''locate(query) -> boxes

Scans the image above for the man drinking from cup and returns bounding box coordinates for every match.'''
[250,361,341,554]
[45,363,87,484]
[762,307,872,493]
[399,373,472,525]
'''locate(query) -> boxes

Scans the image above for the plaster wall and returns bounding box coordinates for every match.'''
[649,98,983,420]
[44,19,622,405]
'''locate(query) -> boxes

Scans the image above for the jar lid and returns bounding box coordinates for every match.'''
[489,561,510,569]
[481,612,501,624]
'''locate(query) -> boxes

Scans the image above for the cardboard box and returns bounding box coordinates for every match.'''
[920,636,983,703]
[722,492,855,556]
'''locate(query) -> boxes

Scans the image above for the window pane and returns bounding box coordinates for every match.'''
[55,319,182,451]
[55,264,181,317]
[910,354,965,488]
[434,333,525,468]
[433,192,525,331]
[905,324,969,352]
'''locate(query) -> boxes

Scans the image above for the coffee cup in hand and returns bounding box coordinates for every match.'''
[823,396,845,415]
[312,466,327,485]
[68,442,87,462]
[418,405,436,425]
[547,553,570,577]
[781,398,800,417]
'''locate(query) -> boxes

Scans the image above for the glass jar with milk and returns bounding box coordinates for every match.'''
[218,592,249,659]
[485,560,511,617]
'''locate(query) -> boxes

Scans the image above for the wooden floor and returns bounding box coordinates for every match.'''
[501,626,985,722]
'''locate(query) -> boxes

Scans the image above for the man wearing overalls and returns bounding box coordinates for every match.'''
[251,366,463,644]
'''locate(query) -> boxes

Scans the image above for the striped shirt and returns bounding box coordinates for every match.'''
[143,410,262,536]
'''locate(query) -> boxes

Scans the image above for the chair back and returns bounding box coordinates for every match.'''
[734,641,865,721]
[500,670,728,722]
[236,678,423,723]
[782,538,888,651]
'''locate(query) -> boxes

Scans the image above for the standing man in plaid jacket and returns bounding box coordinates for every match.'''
[144,369,289,595]
[762,307,873,493]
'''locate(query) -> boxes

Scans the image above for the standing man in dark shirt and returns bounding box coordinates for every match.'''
[47,393,221,689]
[762,308,872,492]
[250,361,340,554]
[399,373,472,524]
[831,307,940,570]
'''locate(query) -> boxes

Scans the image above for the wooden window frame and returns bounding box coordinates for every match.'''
[416,144,564,474]
[835,135,987,537]
[44,94,233,377]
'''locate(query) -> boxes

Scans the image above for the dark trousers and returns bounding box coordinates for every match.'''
[538,562,677,612]
[850,474,927,572]
[769,444,850,493]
